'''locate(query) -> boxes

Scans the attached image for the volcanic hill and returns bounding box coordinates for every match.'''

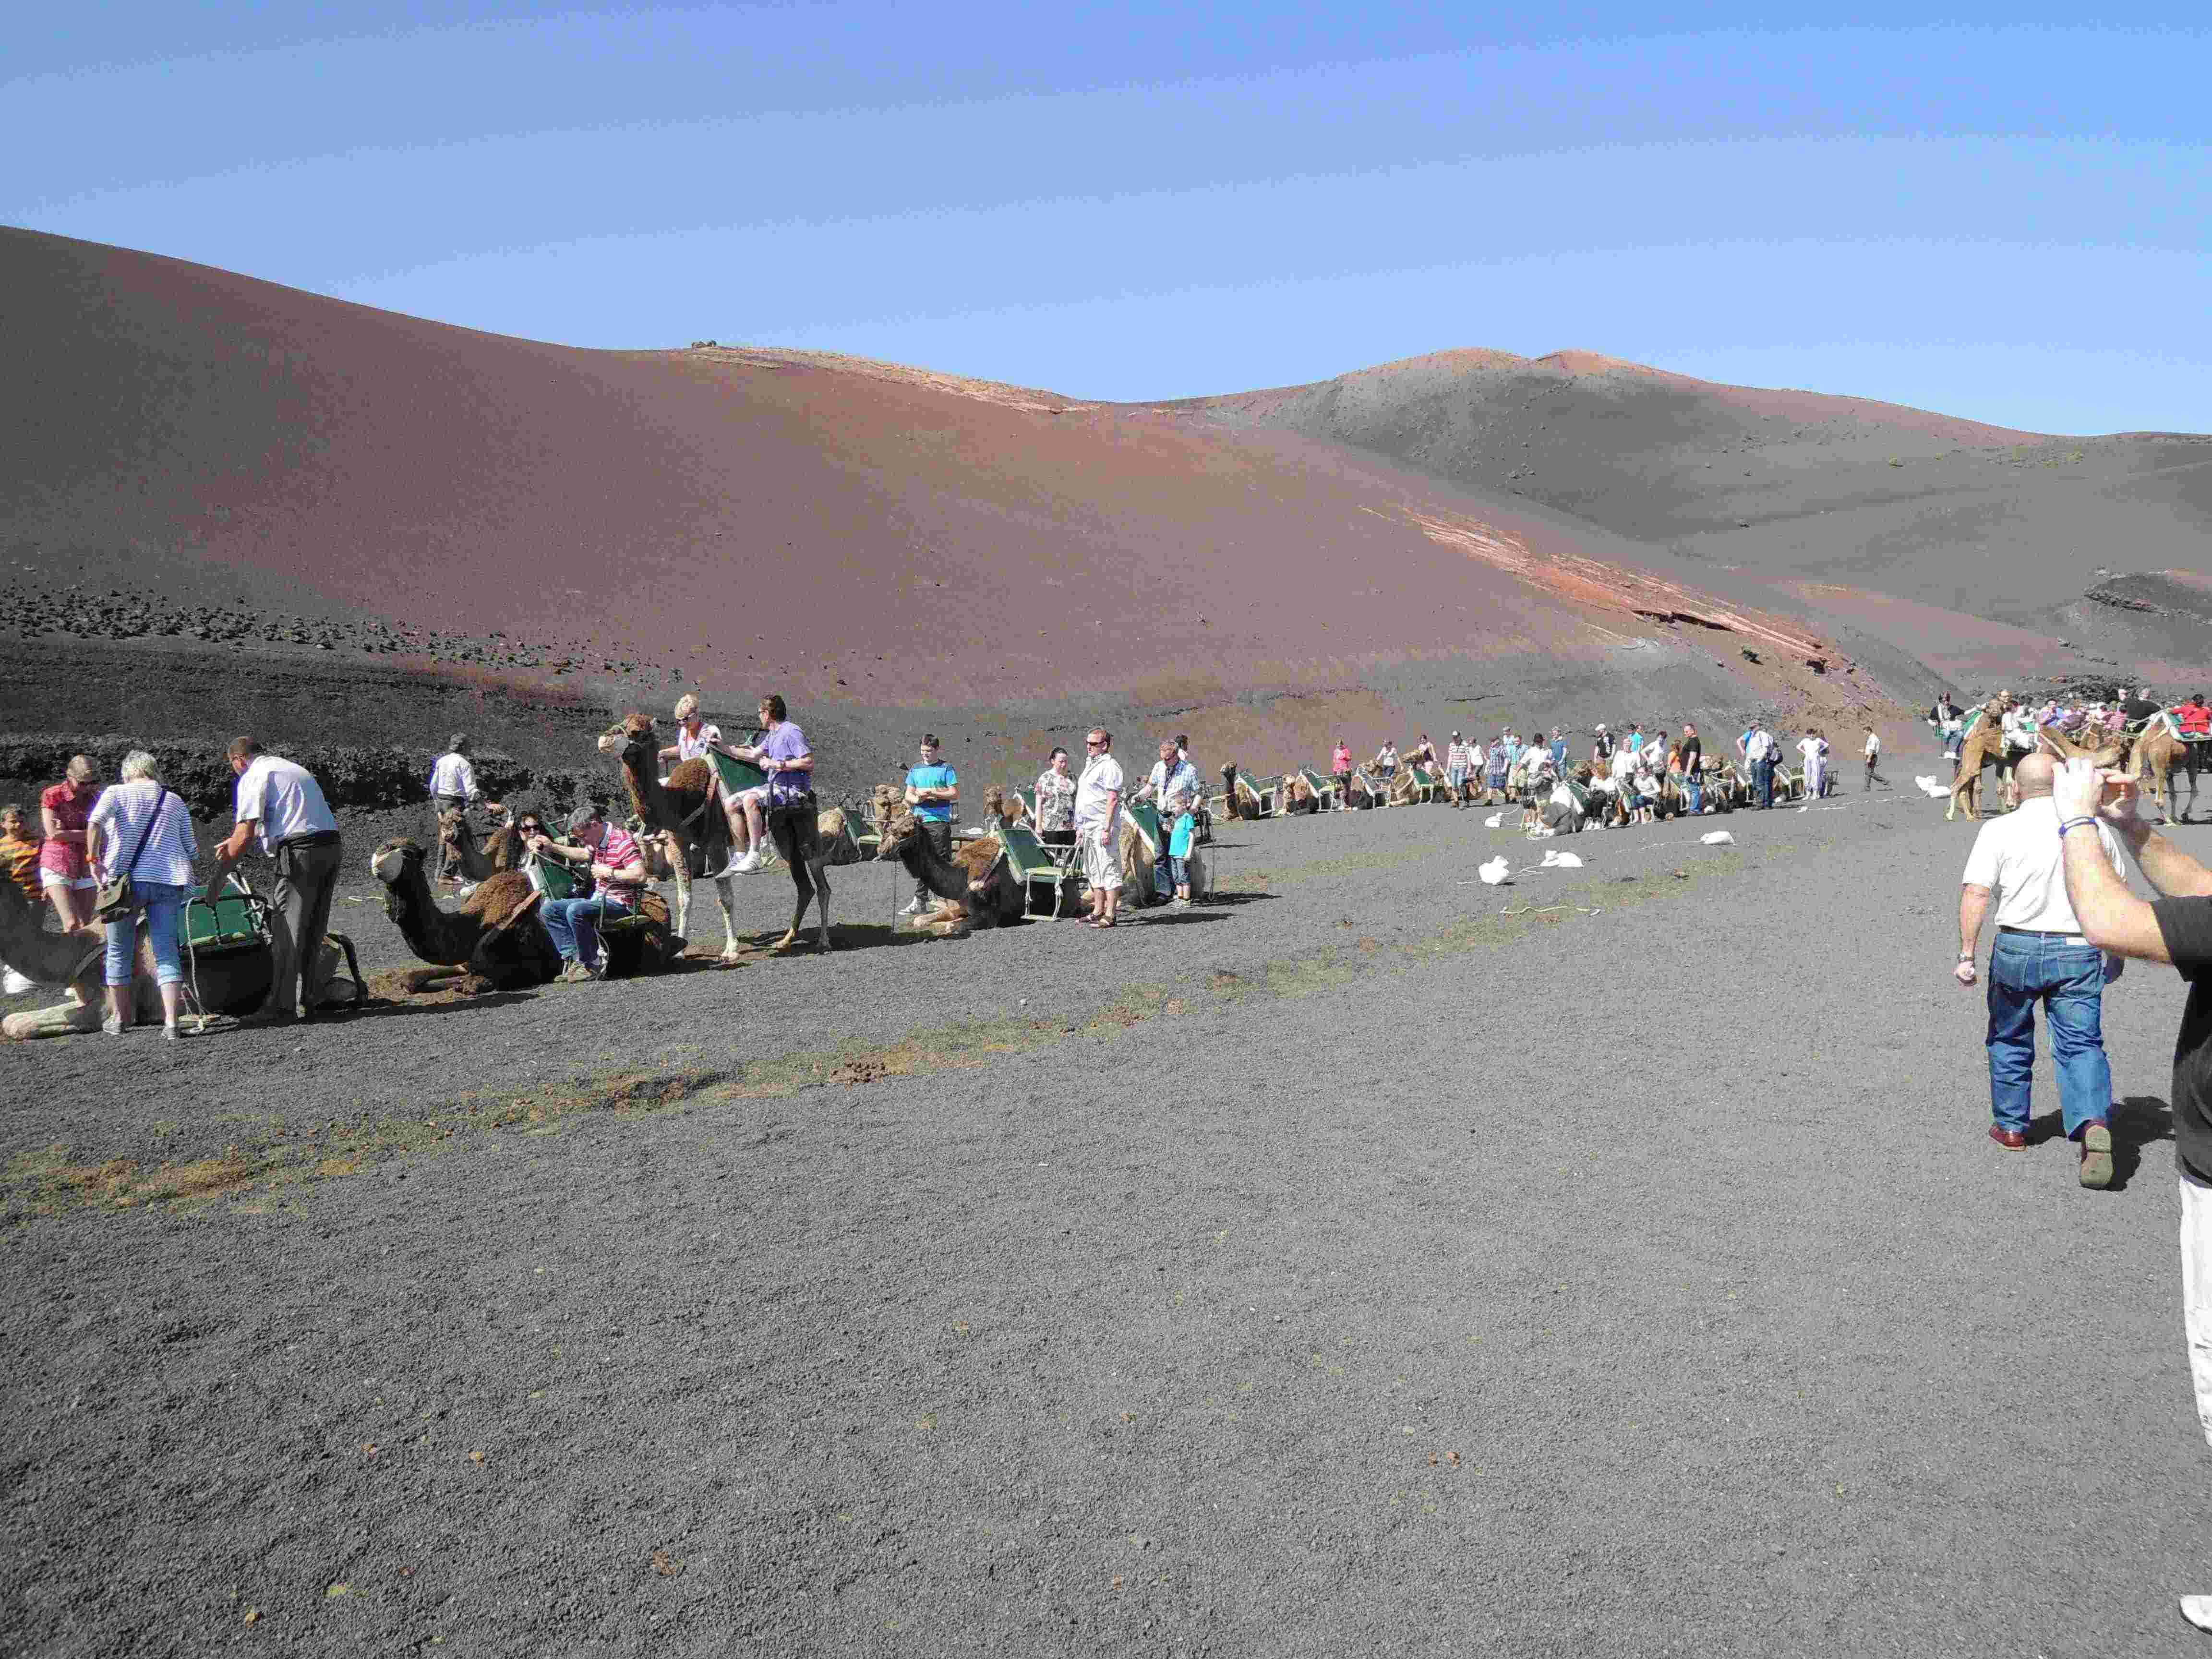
[2,227,2202,791]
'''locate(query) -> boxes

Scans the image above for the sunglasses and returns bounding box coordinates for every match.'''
[1084,739,1104,746]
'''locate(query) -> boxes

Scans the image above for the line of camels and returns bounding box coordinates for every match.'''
[1944,696,2203,823]
[368,713,1194,991]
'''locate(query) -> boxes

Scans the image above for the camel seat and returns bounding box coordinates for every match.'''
[534,859,579,901]
[999,824,1079,919]
[180,874,269,955]
[707,751,769,798]
[1125,800,1165,855]
[1300,769,1337,809]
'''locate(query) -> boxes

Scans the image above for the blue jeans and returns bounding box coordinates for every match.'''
[1755,757,1775,807]
[1687,775,1704,812]
[1986,931,2111,1136]
[105,880,187,986]
[1154,852,1187,893]
[542,895,626,965]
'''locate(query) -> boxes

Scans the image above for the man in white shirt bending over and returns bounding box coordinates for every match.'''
[1955,752,2129,1186]
[207,735,344,1025]
[428,733,501,887]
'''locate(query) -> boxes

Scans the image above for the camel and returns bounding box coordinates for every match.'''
[370,838,680,991]
[874,802,1024,938]
[1343,768,1379,810]
[1946,697,2018,821]
[1277,772,1321,815]
[600,713,744,960]
[2134,713,2204,823]
[371,841,562,993]
[436,804,525,884]
[1218,764,1268,820]
[0,873,362,1039]
[982,787,1028,832]
[2043,712,2200,824]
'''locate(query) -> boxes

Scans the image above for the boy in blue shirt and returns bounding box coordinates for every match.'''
[902,734,959,915]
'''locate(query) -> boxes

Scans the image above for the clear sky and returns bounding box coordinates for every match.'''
[9,3,2207,433]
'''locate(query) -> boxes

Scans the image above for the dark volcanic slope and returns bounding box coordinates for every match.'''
[1190,349,2212,627]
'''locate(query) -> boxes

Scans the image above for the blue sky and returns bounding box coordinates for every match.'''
[8,3,2207,433]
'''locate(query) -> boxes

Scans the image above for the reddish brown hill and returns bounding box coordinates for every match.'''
[2,229,1908,749]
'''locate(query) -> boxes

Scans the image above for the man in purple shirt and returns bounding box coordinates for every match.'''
[731,694,813,872]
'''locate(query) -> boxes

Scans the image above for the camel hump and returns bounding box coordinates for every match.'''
[463,871,540,930]
[666,757,715,798]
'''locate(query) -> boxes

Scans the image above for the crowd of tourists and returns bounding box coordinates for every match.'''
[1320,717,1885,821]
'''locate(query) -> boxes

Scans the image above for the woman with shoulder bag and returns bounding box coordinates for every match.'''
[86,750,199,1039]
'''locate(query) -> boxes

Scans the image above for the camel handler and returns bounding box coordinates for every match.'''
[1134,738,1200,907]
[206,736,342,1025]
[658,695,749,865]
[899,733,958,916]
[1076,728,1124,929]
[1331,740,1354,811]
[428,733,502,888]
[2048,757,2212,1630]
[730,695,811,874]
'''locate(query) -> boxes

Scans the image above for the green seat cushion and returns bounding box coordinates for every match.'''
[709,751,769,795]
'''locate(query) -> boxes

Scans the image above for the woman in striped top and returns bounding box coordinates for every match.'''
[86,750,200,1038]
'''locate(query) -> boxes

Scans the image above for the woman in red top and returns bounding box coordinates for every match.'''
[39,755,101,934]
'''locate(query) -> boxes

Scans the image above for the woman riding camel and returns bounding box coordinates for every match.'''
[659,694,750,864]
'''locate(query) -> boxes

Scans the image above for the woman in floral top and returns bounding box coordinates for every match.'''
[1034,747,1077,848]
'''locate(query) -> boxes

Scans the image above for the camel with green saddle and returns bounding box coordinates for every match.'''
[0,869,363,1039]
[2039,709,2203,824]
[1946,697,2021,821]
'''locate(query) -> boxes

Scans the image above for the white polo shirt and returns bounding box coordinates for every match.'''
[235,755,338,856]
[1961,796,2126,935]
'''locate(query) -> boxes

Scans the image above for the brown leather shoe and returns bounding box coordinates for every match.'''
[1988,1124,2027,1150]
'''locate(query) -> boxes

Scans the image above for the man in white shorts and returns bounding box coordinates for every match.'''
[1075,728,1124,929]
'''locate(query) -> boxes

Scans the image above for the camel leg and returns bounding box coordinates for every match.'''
[3,984,103,1040]
[668,832,696,943]
[773,845,813,953]
[712,873,741,962]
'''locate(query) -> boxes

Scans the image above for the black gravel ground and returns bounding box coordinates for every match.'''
[5,778,2211,1656]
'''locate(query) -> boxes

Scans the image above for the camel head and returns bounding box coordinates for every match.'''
[873,803,915,859]
[370,838,428,887]
[599,712,657,759]
[1221,762,1238,785]
[982,786,1020,825]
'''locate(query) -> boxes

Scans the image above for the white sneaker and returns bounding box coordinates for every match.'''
[2,967,32,995]
[899,898,928,916]
[2183,1596,2212,1632]
[733,848,765,873]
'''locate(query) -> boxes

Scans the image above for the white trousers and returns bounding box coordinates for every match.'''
[2181,1176,2212,1448]
[1806,758,1827,796]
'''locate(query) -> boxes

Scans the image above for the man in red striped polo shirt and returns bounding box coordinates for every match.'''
[526,804,649,981]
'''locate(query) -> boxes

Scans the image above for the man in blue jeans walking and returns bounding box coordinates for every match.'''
[1955,753,2129,1186]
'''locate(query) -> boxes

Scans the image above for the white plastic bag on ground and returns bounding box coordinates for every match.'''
[1479,855,1511,885]
[1539,850,1583,868]
[1915,775,1948,799]
[1700,830,1734,845]
[1483,813,1503,828]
